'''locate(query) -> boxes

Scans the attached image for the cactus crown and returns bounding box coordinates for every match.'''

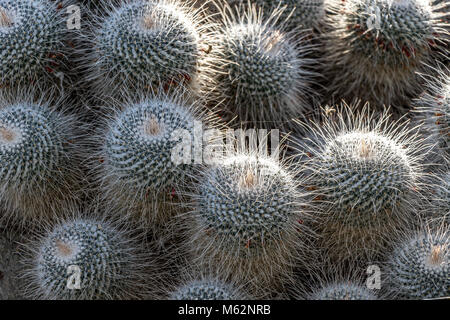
[387,226,449,299]
[102,93,200,194]
[0,103,67,188]
[0,0,65,84]
[310,282,377,300]
[194,154,300,252]
[90,0,204,94]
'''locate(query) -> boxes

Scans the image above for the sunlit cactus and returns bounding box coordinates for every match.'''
[293,104,431,262]
[83,0,207,98]
[185,153,313,298]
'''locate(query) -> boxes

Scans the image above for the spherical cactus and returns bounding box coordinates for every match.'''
[22,217,156,300]
[200,3,318,129]
[170,278,245,300]
[84,0,207,98]
[413,68,449,163]
[186,153,313,298]
[227,0,326,31]
[385,226,449,299]
[293,105,430,262]
[322,0,449,112]
[94,91,217,229]
[0,0,67,89]
[0,96,83,227]
[309,282,377,300]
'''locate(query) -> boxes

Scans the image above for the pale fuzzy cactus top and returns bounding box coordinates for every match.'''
[170,279,243,300]
[0,0,66,86]
[309,282,377,300]
[386,226,449,299]
[87,0,206,96]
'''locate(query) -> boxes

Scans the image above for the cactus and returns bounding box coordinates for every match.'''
[95,91,215,228]
[0,96,83,227]
[322,0,449,111]
[413,68,449,163]
[170,278,245,300]
[227,0,326,31]
[293,105,430,262]
[23,218,155,300]
[0,0,67,89]
[385,225,449,299]
[186,153,312,297]
[84,0,207,98]
[309,282,377,300]
[200,3,317,129]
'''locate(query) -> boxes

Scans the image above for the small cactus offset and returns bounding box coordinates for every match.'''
[0,0,68,90]
[83,0,207,98]
[169,278,245,300]
[185,153,313,298]
[385,224,449,299]
[94,90,216,229]
[308,282,377,300]
[22,217,156,300]
[293,105,431,262]
[200,3,318,129]
[0,95,84,227]
[322,0,449,112]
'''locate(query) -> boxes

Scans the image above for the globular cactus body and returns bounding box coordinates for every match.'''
[386,226,449,299]
[186,154,313,297]
[170,278,245,300]
[84,0,206,98]
[200,4,317,129]
[309,282,377,300]
[0,96,83,227]
[23,218,155,300]
[0,0,67,89]
[322,0,449,111]
[294,105,430,262]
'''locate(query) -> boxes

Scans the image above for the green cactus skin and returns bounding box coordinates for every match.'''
[227,0,326,31]
[95,91,214,229]
[0,97,84,227]
[294,105,431,262]
[186,154,312,298]
[0,0,68,89]
[309,282,377,300]
[322,0,449,112]
[23,218,156,300]
[170,278,245,300]
[200,3,318,129]
[386,226,449,299]
[413,68,449,164]
[84,0,207,98]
